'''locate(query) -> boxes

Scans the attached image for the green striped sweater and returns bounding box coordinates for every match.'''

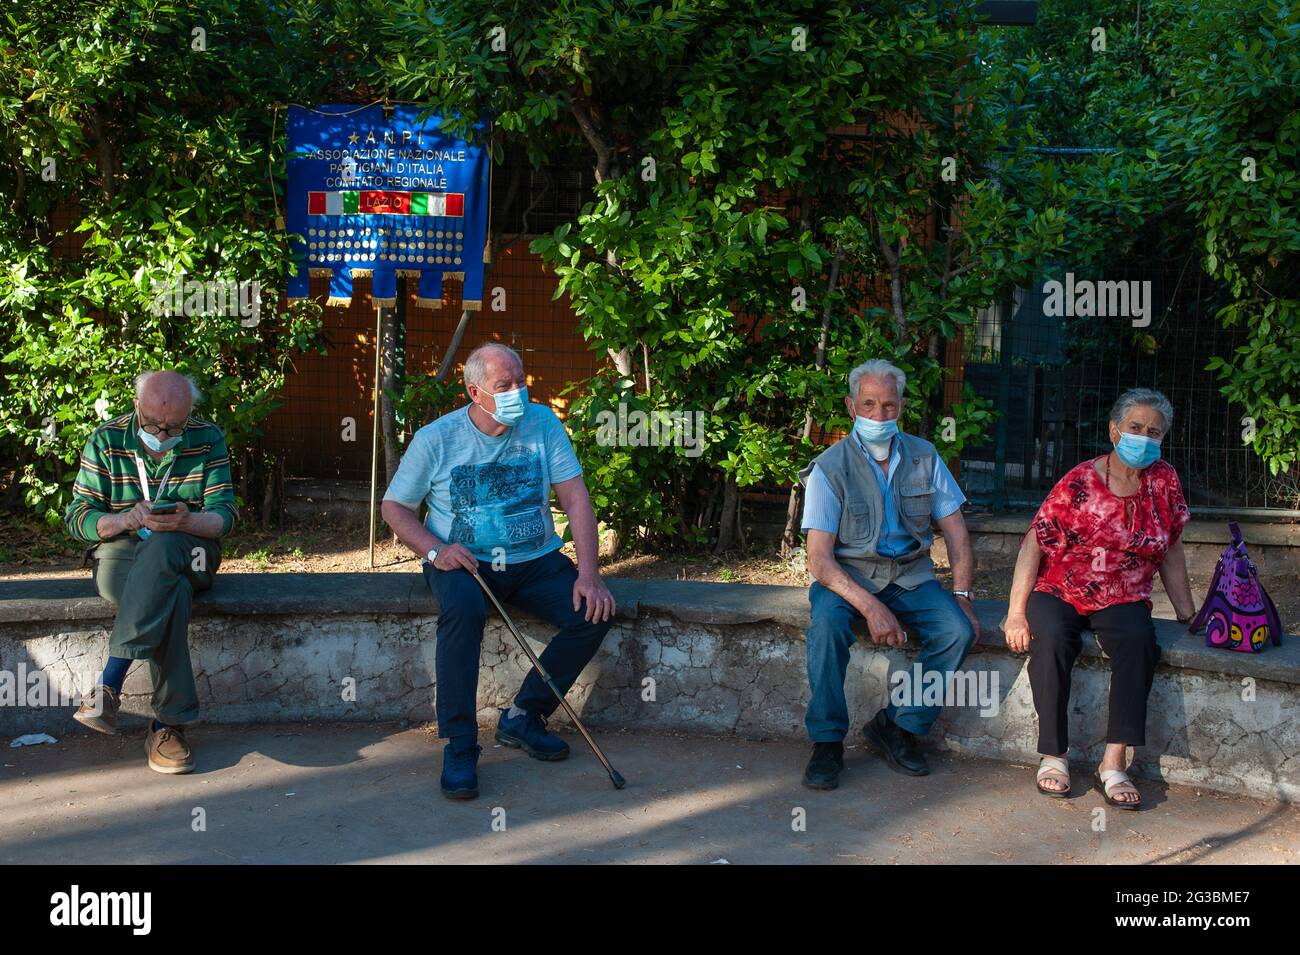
[64,410,238,543]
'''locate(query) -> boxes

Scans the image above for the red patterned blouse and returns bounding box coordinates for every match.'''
[1031,456,1191,615]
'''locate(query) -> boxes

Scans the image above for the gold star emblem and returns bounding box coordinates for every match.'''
[348,133,359,145]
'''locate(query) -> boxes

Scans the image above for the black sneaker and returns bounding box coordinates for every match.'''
[862,709,929,776]
[802,741,845,789]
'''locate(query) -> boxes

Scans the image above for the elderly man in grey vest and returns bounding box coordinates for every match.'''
[798,359,980,787]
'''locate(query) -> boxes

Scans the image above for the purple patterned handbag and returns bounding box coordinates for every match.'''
[1188,522,1283,653]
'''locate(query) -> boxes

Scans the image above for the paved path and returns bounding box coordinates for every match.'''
[3,724,1297,864]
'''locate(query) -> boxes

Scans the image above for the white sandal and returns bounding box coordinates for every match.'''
[1036,755,1071,797]
[1095,768,1142,810]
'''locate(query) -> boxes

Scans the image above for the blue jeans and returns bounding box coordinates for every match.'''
[424,548,613,743]
[805,578,976,741]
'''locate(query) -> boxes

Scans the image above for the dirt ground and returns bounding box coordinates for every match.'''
[0,513,814,582]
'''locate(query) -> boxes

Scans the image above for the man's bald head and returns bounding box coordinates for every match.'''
[464,342,524,391]
[134,370,199,431]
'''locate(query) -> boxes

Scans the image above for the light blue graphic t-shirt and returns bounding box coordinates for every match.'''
[384,402,583,563]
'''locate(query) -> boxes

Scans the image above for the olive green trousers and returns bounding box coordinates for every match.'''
[92,532,221,724]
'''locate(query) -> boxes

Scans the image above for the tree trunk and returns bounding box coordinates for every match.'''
[877,231,907,336]
[713,475,739,555]
[260,452,276,527]
[782,247,843,556]
[569,94,637,382]
[238,448,251,514]
[608,345,633,377]
[380,302,401,486]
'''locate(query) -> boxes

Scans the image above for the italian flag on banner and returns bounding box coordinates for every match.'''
[306,191,360,215]
[307,191,465,217]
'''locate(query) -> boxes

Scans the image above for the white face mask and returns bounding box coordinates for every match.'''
[135,406,184,452]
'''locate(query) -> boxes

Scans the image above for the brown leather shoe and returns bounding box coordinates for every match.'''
[73,684,120,735]
[146,723,195,775]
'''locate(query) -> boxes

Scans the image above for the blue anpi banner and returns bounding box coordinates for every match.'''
[286,104,492,310]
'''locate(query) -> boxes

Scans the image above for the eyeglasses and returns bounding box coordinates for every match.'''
[140,420,187,437]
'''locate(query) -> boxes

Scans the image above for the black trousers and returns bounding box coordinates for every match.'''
[1025,590,1160,755]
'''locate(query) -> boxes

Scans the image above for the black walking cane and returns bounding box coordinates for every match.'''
[469,568,626,790]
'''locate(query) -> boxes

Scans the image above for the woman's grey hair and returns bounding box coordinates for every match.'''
[848,359,906,401]
[464,342,523,388]
[1109,387,1174,431]
[134,370,202,405]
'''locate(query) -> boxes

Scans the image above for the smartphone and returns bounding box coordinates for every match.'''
[149,501,180,514]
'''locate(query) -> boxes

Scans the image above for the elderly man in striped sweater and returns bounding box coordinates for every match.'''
[65,369,238,774]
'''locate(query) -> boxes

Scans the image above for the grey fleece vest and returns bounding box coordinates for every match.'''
[798,430,939,593]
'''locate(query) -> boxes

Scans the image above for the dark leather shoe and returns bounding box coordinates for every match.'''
[862,709,929,776]
[802,741,844,789]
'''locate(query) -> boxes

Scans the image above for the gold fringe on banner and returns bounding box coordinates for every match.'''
[414,297,443,309]
[395,269,422,278]
[371,297,397,308]
[351,268,374,278]
[309,268,333,278]
[445,271,465,280]
[325,296,352,307]
[483,231,492,264]
[462,299,482,312]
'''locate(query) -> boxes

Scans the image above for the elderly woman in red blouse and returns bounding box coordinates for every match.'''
[1004,388,1197,810]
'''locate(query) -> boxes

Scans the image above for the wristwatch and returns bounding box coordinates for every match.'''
[426,546,440,565]
[953,589,974,603]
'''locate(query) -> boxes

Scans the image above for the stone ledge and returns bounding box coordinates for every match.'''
[2,573,1297,685]
[965,513,1300,544]
[4,573,1299,801]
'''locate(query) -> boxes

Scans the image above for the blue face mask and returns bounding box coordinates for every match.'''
[486,385,529,426]
[853,415,898,445]
[138,428,182,453]
[1115,432,1161,469]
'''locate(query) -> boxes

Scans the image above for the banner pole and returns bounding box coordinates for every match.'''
[369,303,383,569]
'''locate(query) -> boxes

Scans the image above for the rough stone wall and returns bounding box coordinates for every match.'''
[3,612,1295,802]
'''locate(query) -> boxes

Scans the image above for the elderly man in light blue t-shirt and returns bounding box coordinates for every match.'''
[382,342,616,800]
[797,359,980,790]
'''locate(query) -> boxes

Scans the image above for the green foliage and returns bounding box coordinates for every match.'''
[0,0,334,524]
[934,385,999,462]
[355,0,1040,549]
[983,0,1300,480]
[5,0,1293,546]
[1144,0,1300,477]
[391,372,467,433]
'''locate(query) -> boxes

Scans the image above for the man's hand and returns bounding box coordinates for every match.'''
[142,501,192,533]
[860,598,906,647]
[955,594,981,645]
[433,543,479,573]
[573,571,616,624]
[120,501,152,532]
[1004,611,1033,653]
